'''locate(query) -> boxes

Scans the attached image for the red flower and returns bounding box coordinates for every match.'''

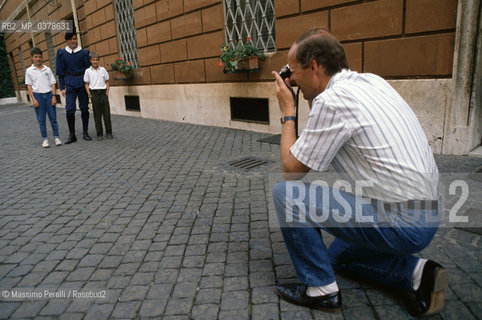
[119,57,123,60]
[247,37,251,41]
[128,62,132,65]
[218,62,223,67]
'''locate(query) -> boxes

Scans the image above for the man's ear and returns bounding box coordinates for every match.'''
[311,59,327,77]
[309,59,317,71]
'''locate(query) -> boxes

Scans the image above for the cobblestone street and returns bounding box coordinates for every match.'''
[0,104,480,319]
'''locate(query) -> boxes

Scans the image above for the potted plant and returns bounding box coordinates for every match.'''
[110,58,134,80]
[219,37,265,73]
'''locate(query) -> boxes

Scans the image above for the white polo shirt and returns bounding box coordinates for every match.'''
[84,66,109,89]
[25,64,56,93]
[291,69,439,202]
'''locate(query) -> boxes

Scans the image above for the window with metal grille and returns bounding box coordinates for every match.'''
[223,0,276,53]
[113,0,139,68]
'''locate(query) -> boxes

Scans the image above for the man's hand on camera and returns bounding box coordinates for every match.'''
[272,71,296,116]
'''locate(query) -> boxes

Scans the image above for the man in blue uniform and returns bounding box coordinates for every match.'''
[56,31,92,143]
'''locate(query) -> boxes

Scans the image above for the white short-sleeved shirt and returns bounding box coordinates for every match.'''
[291,69,439,202]
[84,66,109,89]
[25,65,56,93]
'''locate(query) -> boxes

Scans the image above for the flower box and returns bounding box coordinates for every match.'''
[239,57,259,70]
[219,37,265,73]
[113,71,133,81]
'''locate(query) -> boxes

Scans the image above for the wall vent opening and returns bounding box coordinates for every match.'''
[125,95,140,111]
[230,97,269,124]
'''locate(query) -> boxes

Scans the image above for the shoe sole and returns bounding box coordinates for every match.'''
[314,306,341,313]
[424,268,449,316]
[275,289,341,313]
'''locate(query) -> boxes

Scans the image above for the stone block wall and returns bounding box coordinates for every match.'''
[127,0,227,84]
[3,0,78,90]
[3,0,458,88]
[275,0,458,78]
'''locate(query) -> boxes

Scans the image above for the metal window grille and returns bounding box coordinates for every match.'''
[223,0,276,53]
[113,0,139,68]
[45,31,56,74]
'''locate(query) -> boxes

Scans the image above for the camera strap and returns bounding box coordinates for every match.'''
[286,86,301,139]
[295,87,300,138]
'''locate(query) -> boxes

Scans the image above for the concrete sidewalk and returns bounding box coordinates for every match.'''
[0,103,480,319]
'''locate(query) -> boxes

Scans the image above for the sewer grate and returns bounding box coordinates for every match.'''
[468,166,482,182]
[225,157,274,170]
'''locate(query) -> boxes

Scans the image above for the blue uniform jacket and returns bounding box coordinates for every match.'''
[56,47,90,90]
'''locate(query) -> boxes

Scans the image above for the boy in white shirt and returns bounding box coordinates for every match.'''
[84,52,113,140]
[25,47,61,147]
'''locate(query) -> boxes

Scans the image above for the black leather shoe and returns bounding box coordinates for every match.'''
[64,135,77,144]
[97,135,103,141]
[407,260,449,317]
[276,284,342,313]
[106,133,113,139]
[83,132,92,141]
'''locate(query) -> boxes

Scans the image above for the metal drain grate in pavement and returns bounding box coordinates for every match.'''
[468,166,482,182]
[226,157,274,170]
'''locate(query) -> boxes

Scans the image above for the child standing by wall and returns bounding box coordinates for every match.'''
[84,52,113,140]
[25,47,61,148]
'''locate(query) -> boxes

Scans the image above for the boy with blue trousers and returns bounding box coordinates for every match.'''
[84,52,113,140]
[56,30,91,144]
[25,47,61,148]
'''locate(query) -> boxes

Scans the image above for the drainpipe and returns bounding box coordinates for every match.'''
[25,0,35,46]
[70,0,82,47]
[442,0,480,154]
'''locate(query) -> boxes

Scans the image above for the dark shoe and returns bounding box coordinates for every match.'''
[276,284,342,313]
[97,135,103,141]
[64,135,77,144]
[106,133,113,139]
[407,260,449,317]
[83,132,92,141]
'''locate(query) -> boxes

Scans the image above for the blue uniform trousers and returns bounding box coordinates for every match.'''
[65,84,88,114]
[65,84,89,135]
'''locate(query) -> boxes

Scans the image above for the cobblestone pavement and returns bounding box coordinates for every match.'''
[0,104,480,319]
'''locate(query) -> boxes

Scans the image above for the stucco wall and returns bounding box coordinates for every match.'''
[103,78,449,153]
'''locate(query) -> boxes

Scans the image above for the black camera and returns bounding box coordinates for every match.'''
[279,64,296,86]
[278,64,292,80]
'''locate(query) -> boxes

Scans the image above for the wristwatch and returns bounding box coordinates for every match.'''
[280,116,296,124]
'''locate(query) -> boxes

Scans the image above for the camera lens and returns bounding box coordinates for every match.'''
[279,64,291,80]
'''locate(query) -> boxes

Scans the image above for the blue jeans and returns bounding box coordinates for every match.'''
[33,92,59,139]
[272,181,440,293]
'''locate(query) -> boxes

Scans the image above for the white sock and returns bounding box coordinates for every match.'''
[412,258,428,291]
[306,281,339,297]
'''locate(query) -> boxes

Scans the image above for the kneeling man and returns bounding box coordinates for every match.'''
[272,28,448,316]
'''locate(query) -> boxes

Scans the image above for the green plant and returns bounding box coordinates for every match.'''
[0,34,15,98]
[110,58,134,76]
[219,37,265,72]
